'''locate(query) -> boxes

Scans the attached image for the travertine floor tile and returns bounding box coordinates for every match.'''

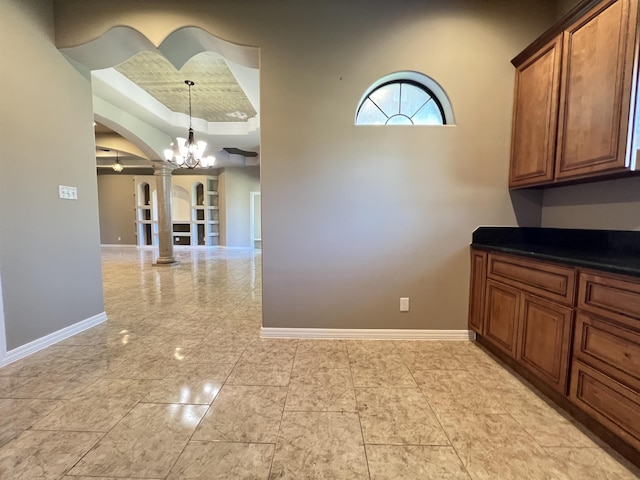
[269,411,369,480]
[167,441,274,479]
[141,362,233,404]
[69,402,207,478]
[104,355,182,379]
[395,341,465,372]
[509,409,599,447]
[226,342,296,386]
[0,398,59,435]
[346,340,400,361]
[348,348,417,388]
[6,372,101,400]
[459,442,571,480]
[185,331,252,364]
[31,378,158,432]
[356,387,449,445]
[0,376,30,397]
[286,367,357,412]
[0,430,103,479]
[366,445,470,479]
[464,362,527,390]
[414,370,506,415]
[294,340,350,370]
[544,447,640,479]
[193,385,287,443]
[1,247,634,480]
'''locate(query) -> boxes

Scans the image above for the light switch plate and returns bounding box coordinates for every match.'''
[59,185,77,200]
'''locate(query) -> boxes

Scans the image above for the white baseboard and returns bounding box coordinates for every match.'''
[101,244,138,248]
[260,328,474,340]
[0,312,107,368]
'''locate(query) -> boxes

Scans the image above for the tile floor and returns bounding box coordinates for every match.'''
[0,247,638,479]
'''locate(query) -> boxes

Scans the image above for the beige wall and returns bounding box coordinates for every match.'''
[97,174,137,244]
[219,167,260,248]
[53,0,556,330]
[556,0,582,17]
[0,0,105,350]
[541,176,640,231]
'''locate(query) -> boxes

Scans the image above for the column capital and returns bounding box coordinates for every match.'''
[151,160,177,176]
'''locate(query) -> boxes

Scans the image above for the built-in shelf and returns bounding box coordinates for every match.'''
[135,175,220,247]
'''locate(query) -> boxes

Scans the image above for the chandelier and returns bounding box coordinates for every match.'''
[164,80,216,169]
[112,150,124,172]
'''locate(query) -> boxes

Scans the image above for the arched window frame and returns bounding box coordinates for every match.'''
[355,71,455,126]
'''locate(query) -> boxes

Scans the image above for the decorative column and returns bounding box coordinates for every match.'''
[152,161,180,266]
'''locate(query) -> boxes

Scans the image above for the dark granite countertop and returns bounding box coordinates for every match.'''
[471,227,640,278]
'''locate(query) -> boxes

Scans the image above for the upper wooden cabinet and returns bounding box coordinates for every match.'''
[509,0,640,188]
[556,0,638,179]
[510,36,563,188]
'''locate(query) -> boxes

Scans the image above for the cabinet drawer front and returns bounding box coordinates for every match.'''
[574,312,640,385]
[488,254,575,305]
[517,294,573,394]
[578,272,640,325]
[570,360,640,450]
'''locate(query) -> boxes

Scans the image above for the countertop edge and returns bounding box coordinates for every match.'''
[471,243,640,279]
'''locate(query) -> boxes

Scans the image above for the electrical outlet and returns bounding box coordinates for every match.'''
[117,236,121,241]
[400,297,409,312]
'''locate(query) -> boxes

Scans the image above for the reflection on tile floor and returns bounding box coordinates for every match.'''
[0,247,638,479]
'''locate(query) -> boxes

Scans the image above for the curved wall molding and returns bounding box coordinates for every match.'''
[60,25,258,72]
[60,25,260,163]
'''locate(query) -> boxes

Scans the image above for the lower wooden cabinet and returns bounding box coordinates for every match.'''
[468,250,487,334]
[517,294,573,393]
[469,249,640,465]
[573,312,640,384]
[484,279,520,357]
[570,360,640,452]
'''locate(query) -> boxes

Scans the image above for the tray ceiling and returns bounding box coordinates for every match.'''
[115,51,256,123]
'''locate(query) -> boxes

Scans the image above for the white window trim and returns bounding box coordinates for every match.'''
[355,71,455,125]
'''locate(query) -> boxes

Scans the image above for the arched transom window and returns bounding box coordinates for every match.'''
[355,72,454,126]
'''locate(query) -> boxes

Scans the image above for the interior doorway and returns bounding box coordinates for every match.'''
[250,191,261,249]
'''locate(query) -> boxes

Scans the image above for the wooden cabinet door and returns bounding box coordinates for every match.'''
[555,0,638,180]
[510,35,562,188]
[484,280,520,357]
[468,249,487,334]
[517,294,573,394]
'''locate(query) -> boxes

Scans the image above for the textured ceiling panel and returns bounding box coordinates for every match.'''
[115,51,256,123]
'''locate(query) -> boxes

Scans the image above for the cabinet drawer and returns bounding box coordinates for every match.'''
[488,253,575,305]
[574,312,640,386]
[570,360,640,451]
[578,272,640,326]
